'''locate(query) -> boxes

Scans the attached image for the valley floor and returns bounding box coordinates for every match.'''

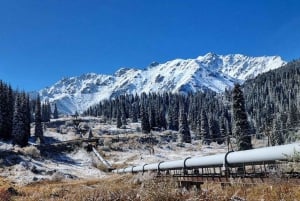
[1,117,299,200]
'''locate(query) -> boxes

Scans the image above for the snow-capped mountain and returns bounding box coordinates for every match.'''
[40,53,286,114]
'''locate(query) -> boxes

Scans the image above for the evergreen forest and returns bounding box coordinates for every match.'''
[0,81,53,146]
[84,60,300,146]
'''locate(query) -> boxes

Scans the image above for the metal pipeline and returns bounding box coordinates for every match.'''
[112,143,300,174]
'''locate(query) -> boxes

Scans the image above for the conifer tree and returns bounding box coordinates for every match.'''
[179,110,191,143]
[195,113,202,140]
[158,106,167,129]
[42,101,51,122]
[0,82,13,139]
[116,108,122,128]
[12,93,30,147]
[141,105,150,133]
[232,83,252,150]
[200,110,210,144]
[121,108,127,126]
[271,114,284,146]
[34,95,44,143]
[149,103,156,129]
[209,117,221,144]
[131,102,138,123]
[53,103,59,119]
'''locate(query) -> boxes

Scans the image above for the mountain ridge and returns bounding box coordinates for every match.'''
[39,53,286,114]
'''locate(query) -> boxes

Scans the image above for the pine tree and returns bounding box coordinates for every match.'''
[131,102,138,123]
[0,82,13,139]
[195,113,201,140]
[34,95,44,143]
[6,85,14,138]
[42,101,51,122]
[219,118,227,144]
[179,110,191,143]
[271,114,284,146]
[53,103,59,119]
[116,108,122,128]
[149,103,156,129]
[232,83,252,150]
[141,105,150,134]
[209,117,221,144]
[158,106,167,129]
[200,110,210,144]
[167,97,179,131]
[121,108,127,126]
[12,93,30,147]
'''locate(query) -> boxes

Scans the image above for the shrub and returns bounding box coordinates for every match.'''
[51,172,65,182]
[22,146,40,158]
[0,188,11,201]
[103,138,112,148]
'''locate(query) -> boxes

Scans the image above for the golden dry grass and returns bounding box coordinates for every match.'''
[2,175,300,201]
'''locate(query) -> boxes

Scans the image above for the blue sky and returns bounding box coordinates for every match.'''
[0,0,300,91]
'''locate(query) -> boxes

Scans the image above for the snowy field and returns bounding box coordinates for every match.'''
[0,117,239,185]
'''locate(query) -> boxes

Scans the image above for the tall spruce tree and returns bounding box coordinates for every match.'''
[42,101,51,122]
[116,108,122,128]
[232,83,252,150]
[271,114,284,146]
[195,113,202,140]
[141,105,150,133]
[179,110,191,143]
[12,93,30,147]
[131,102,138,123]
[209,117,221,144]
[200,110,210,144]
[0,82,13,139]
[53,103,59,119]
[34,95,44,143]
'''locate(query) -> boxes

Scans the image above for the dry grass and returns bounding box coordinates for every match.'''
[3,175,300,201]
[0,177,16,201]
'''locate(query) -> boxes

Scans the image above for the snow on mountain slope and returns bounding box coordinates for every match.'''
[39,53,286,114]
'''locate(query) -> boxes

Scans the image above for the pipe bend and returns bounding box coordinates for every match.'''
[184,157,191,169]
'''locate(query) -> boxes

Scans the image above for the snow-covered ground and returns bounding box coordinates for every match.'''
[0,117,232,185]
[0,148,106,185]
[110,141,228,168]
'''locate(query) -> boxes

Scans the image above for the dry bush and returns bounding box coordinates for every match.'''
[103,138,112,148]
[0,188,11,201]
[51,172,65,182]
[93,162,109,172]
[110,142,123,151]
[11,175,300,201]
[22,146,40,158]
[139,179,187,201]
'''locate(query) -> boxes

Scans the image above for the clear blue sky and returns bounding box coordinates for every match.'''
[1,0,300,91]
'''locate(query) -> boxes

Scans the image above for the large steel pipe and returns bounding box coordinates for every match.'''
[159,159,185,170]
[185,153,226,168]
[226,143,300,165]
[144,163,159,171]
[113,143,300,174]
